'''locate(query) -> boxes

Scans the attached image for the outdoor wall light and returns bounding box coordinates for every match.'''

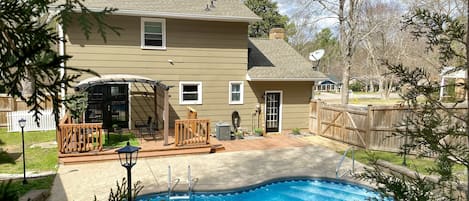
[116,141,141,201]
[18,118,27,185]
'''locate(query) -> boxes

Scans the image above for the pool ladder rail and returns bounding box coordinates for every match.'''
[168,165,194,200]
[336,146,355,179]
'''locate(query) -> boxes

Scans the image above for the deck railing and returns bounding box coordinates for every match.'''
[57,114,103,154]
[174,119,210,146]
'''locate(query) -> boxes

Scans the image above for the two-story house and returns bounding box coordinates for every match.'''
[62,0,326,135]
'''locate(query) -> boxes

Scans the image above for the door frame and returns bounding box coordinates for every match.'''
[264,90,283,133]
[85,83,130,129]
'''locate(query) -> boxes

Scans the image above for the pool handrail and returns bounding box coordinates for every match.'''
[167,165,192,200]
[188,165,192,198]
[336,146,355,179]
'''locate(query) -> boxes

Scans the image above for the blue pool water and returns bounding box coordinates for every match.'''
[137,178,384,201]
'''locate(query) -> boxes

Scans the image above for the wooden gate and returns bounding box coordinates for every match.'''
[311,101,368,148]
[309,100,467,152]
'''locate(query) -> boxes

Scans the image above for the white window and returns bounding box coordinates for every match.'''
[179,82,202,104]
[229,81,244,104]
[141,18,166,49]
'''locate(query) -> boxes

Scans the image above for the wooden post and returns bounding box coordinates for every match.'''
[153,86,158,130]
[316,100,321,135]
[309,101,313,133]
[206,121,210,144]
[366,105,373,150]
[163,89,169,146]
[341,107,346,141]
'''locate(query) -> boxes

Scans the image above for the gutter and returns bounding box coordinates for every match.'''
[75,8,262,23]
[246,74,327,82]
[57,23,66,117]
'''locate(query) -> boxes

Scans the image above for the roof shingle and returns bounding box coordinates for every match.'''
[60,0,260,22]
[248,38,327,81]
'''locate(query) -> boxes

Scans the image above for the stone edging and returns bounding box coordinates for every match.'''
[376,159,467,192]
[0,171,56,181]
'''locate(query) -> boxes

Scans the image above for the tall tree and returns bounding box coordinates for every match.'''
[294,28,340,74]
[358,5,469,200]
[360,0,405,97]
[0,0,118,125]
[244,0,290,38]
[287,0,372,104]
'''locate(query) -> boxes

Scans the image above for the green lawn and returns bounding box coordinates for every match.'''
[0,128,56,147]
[103,132,139,148]
[10,175,55,197]
[0,128,58,199]
[342,149,466,177]
[0,129,57,174]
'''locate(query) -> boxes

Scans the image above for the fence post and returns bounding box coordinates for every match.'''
[366,105,373,149]
[316,100,321,135]
[309,101,313,133]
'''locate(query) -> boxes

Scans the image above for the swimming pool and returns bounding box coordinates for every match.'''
[137,178,384,201]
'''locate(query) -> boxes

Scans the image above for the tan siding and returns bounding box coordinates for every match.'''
[67,15,312,132]
[247,82,313,131]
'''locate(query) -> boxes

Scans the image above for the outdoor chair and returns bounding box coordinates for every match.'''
[135,117,156,140]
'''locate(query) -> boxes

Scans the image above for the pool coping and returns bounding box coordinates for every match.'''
[50,145,370,200]
[138,175,378,198]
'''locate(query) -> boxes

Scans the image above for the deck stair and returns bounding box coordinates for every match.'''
[59,145,212,164]
[174,107,211,146]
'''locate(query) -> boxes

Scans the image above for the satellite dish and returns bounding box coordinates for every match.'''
[309,49,325,61]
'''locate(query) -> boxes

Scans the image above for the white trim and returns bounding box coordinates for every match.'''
[318,79,337,85]
[229,81,244,105]
[68,8,261,23]
[179,81,202,105]
[141,18,166,50]
[246,74,326,81]
[264,90,283,133]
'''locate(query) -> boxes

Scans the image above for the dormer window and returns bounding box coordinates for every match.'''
[141,18,166,49]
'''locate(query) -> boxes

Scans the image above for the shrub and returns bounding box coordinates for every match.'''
[292,128,301,135]
[349,82,363,92]
[94,178,143,201]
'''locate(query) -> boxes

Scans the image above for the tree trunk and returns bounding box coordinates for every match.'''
[339,0,350,105]
[341,58,352,104]
[384,75,393,99]
[378,78,384,93]
[369,79,374,92]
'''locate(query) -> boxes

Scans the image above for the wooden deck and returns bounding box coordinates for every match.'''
[59,130,212,164]
[59,132,310,165]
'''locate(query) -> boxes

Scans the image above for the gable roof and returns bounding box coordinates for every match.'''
[60,0,260,23]
[247,38,327,81]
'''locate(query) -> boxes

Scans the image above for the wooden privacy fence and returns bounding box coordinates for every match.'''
[57,114,103,154]
[7,109,56,132]
[0,95,53,127]
[309,100,467,152]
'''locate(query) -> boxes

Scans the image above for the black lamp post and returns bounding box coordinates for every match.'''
[18,118,27,185]
[116,142,140,201]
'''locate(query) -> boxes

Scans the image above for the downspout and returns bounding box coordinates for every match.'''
[58,23,66,117]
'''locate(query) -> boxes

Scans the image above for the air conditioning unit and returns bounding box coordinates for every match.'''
[216,122,231,140]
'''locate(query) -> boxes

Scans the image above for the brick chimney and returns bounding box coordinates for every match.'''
[269,28,285,40]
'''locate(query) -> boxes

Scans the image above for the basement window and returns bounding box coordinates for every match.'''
[141,18,166,49]
[179,82,202,104]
